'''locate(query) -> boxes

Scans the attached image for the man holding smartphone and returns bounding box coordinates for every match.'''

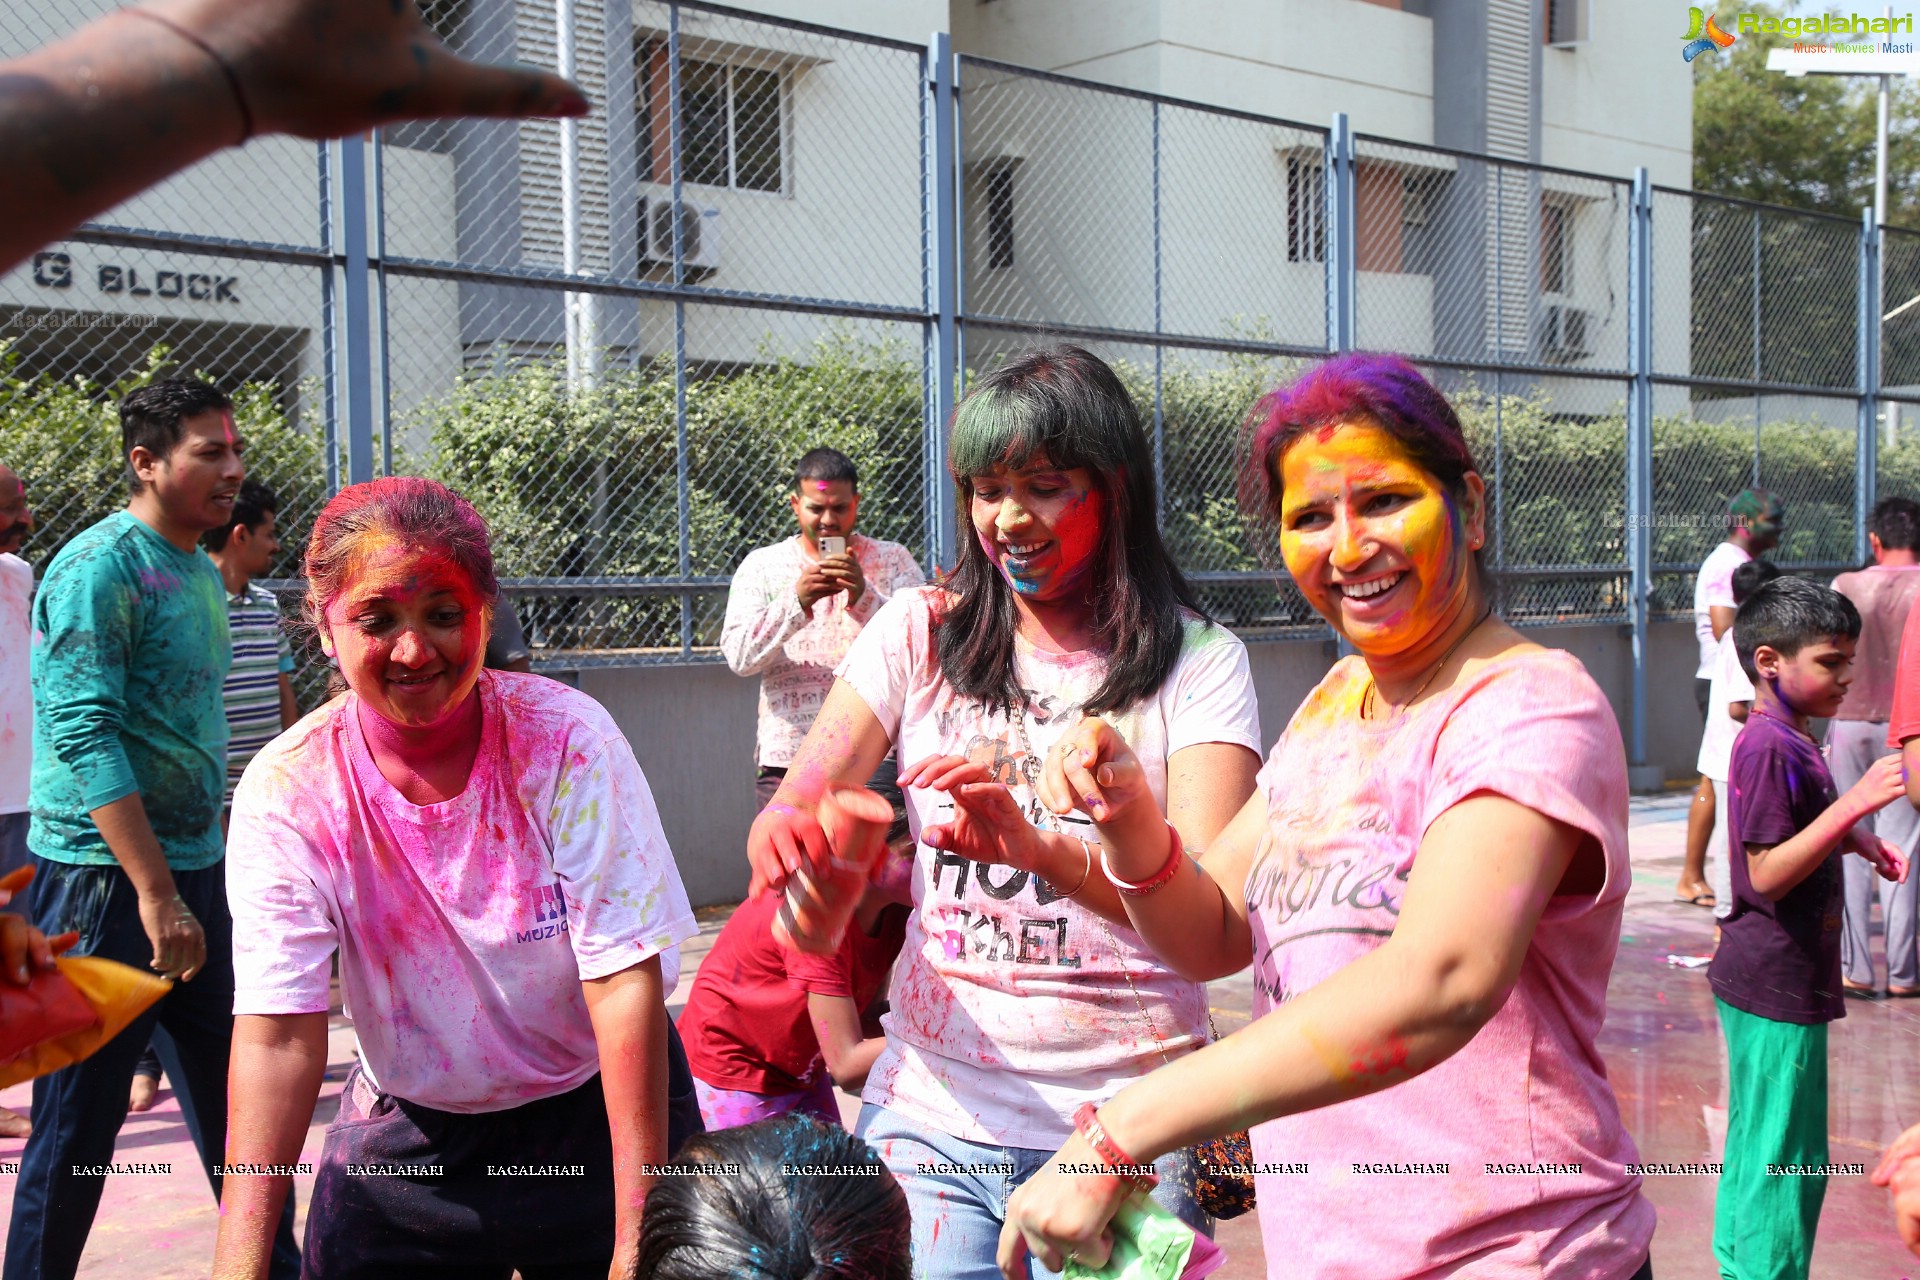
[722,448,923,812]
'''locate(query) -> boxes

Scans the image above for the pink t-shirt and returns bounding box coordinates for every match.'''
[1831,565,1920,721]
[226,671,698,1114]
[838,587,1262,1148]
[1245,650,1652,1279]
[1891,589,1920,748]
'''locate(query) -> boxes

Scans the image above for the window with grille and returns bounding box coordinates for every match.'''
[637,45,785,193]
[417,0,465,45]
[1546,0,1587,46]
[1287,156,1326,264]
[1541,202,1570,294]
[986,166,1016,269]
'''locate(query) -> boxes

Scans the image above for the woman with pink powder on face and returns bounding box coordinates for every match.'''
[749,345,1263,1280]
[995,354,1655,1280]
[210,478,699,1280]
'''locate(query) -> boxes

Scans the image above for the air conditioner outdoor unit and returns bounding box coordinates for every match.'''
[1542,304,1593,360]
[640,196,720,272]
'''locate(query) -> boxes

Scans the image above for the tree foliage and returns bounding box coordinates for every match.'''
[1693,3,1920,225]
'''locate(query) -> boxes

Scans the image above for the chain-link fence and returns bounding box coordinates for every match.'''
[0,1,1908,710]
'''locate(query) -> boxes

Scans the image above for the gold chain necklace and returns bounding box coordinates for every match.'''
[1361,607,1494,721]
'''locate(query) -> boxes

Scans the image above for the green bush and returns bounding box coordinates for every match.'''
[2,334,1896,649]
[0,342,328,582]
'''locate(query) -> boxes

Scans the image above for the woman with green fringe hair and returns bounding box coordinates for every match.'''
[747,343,1262,1278]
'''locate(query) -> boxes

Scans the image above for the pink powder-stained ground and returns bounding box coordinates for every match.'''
[4,792,1918,1278]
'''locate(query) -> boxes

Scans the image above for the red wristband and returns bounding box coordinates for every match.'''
[1072,1103,1159,1190]
[1099,822,1184,897]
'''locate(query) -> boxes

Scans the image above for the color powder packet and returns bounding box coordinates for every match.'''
[0,956,171,1089]
[1062,1196,1226,1280]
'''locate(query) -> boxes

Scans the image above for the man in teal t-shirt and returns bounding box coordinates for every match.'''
[7,379,298,1280]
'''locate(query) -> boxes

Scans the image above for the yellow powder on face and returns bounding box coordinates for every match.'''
[1277,422,1470,653]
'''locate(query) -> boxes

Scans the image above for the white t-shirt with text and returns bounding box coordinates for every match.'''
[837,587,1262,1149]
[226,672,698,1113]
[721,534,924,768]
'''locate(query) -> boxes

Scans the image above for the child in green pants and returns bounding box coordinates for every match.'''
[1707,576,1910,1279]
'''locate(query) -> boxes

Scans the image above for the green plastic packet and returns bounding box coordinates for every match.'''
[1062,1195,1211,1280]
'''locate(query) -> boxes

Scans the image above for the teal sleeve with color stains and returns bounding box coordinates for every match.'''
[32,536,140,811]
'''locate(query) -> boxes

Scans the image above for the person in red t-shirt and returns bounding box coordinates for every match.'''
[679,831,911,1130]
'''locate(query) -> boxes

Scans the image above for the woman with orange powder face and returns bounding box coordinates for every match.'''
[209,478,699,1280]
[995,354,1656,1280]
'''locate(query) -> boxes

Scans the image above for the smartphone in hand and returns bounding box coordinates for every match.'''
[820,535,847,557]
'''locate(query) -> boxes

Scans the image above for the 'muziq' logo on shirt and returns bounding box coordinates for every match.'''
[515,883,570,944]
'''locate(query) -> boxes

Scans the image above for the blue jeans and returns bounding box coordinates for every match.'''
[0,813,29,912]
[857,1103,1211,1280]
[3,857,299,1280]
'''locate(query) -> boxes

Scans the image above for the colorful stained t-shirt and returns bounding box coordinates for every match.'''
[1244,649,1652,1280]
[0,554,31,815]
[223,581,294,804]
[1830,564,1920,722]
[720,534,924,768]
[29,511,229,868]
[837,587,1262,1149]
[226,671,699,1114]
[1708,709,1846,1024]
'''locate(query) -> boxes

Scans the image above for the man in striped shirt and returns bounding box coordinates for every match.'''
[204,478,299,806]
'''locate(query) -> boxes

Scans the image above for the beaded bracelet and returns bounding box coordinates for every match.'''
[1072,1103,1159,1191]
[1099,821,1184,897]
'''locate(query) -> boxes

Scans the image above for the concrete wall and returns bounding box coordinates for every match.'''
[1539,0,1693,189]
[951,0,1435,143]
[583,617,1704,908]
[579,661,762,908]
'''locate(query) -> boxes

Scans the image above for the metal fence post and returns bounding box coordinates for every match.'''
[1626,168,1659,789]
[318,142,340,497]
[1327,113,1357,353]
[335,133,375,487]
[669,4,692,657]
[1152,99,1164,527]
[1860,206,1881,564]
[373,129,393,477]
[926,31,960,572]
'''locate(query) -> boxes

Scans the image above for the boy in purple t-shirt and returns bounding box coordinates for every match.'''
[1708,576,1911,1279]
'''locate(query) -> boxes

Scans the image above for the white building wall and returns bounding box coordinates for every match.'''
[3,0,1695,419]
[952,0,1431,141]
[1540,0,1693,189]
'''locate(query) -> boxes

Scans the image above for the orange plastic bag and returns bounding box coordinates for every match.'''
[0,957,171,1089]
